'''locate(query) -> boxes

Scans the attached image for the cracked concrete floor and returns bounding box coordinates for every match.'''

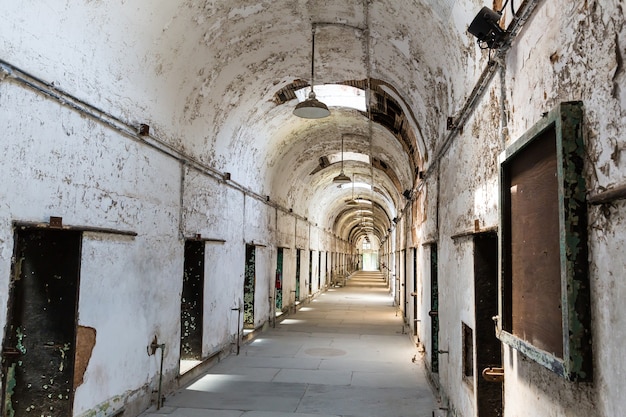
[140,271,439,417]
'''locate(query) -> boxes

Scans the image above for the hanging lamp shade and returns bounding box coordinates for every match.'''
[293,91,330,119]
[333,172,351,184]
[294,25,330,119]
[333,134,351,183]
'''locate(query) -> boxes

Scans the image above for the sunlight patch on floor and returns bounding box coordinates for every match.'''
[179,359,202,375]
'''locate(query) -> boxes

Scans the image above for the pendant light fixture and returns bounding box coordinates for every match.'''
[333,134,351,184]
[293,25,331,119]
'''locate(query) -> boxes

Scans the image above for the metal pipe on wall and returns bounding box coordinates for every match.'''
[148,339,166,410]
[0,60,351,246]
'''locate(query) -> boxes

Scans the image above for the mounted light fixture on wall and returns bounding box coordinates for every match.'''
[468,6,506,49]
[293,25,330,119]
[333,134,351,184]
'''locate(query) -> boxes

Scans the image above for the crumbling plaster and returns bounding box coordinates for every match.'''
[0,0,476,241]
[408,1,626,417]
[0,80,184,416]
[0,64,340,417]
[2,0,625,416]
[499,2,626,415]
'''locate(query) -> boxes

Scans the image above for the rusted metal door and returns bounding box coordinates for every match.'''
[295,249,301,302]
[403,250,407,321]
[308,250,313,295]
[429,244,439,373]
[1,228,81,417]
[180,240,205,361]
[275,248,283,311]
[317,251,321,290]
[413,248,418,336]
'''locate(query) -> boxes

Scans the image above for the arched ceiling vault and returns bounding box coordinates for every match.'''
[3,1,485,249]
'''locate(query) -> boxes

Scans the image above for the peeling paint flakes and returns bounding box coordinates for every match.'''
[228,3,264,20]
[390,37,411,60]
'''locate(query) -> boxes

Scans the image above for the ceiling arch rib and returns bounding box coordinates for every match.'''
[273,78,424,180]
[268,75,423,241]
[334,199,392,244]
[317,167,398,227]
[268,110,410,218]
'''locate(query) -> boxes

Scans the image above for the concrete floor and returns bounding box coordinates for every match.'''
[141,271,439,417]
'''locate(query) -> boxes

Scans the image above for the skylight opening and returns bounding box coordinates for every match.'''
[295,84,366,111]
[328,152,370,165]
[341,182,371,190]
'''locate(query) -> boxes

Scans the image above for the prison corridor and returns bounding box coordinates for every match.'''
[140,270,439,417]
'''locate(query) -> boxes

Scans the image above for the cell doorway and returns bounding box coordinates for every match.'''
[308,250,313,296]
[317,251,322,290]
[275,248,283,312]
[243,245,256,329]
[295,249,301,303]
[474,233,503,417]
[429,243,439,373]
[180,240,205,374]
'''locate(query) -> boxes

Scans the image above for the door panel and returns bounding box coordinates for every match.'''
[295,250,301,302]
[430,244,439,373]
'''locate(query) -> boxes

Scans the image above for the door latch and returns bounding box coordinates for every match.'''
[482,366,504,382]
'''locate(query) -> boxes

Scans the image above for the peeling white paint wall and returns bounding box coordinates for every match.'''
[0,79,185,416]
[415,1,626,417]
[1,1,625,417]
[0,67,346,417]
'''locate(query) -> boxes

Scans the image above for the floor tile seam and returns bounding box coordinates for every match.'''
[294,382,313,413]
[292,381,435,393]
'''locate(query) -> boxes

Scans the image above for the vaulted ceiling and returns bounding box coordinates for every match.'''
[2,0,489,246]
